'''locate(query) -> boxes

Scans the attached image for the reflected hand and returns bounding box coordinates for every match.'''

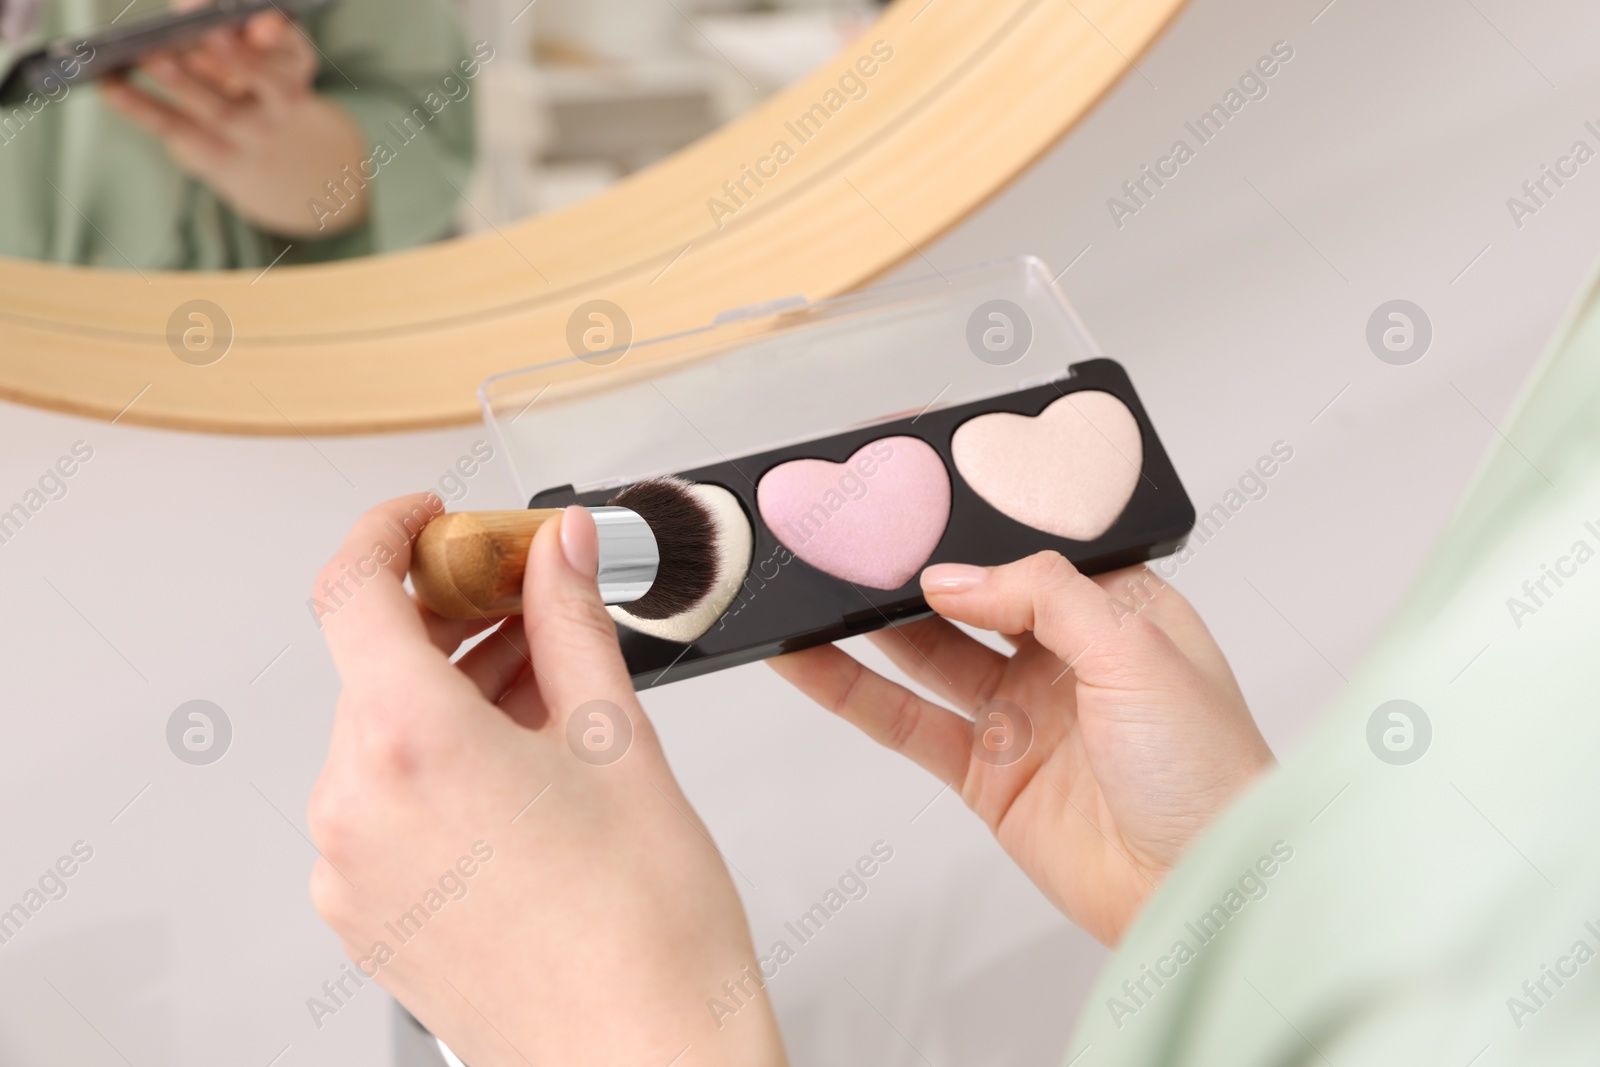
[308,496,787,1067]
[771,552,1273,945]
[101,6,367,237]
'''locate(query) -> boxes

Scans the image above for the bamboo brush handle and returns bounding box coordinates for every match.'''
[411,510,561,619]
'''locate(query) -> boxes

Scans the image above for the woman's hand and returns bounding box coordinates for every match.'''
[101,6,368,237]
[771,552,1273,945]
[308,495,787,1067]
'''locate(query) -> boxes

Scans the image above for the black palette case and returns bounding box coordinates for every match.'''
[531,361,1192,687]
[485,258,1194,688]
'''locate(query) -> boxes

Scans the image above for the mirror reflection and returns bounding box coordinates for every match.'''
[0,0,879,271]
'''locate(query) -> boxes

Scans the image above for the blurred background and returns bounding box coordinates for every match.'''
[456,0,882,222]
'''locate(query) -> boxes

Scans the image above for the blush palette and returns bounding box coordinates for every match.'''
[528,360,1193,687]
[485,256,1196,688]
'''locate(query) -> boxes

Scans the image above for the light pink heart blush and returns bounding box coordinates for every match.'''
[952,391,1143,541]
[757,436,950,590]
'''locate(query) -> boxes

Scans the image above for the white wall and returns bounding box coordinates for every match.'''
[2,0,1598,1063]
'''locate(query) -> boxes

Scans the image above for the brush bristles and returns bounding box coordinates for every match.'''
[608,477,717,620]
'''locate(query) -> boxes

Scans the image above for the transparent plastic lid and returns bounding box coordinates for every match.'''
[481,256,1101,504]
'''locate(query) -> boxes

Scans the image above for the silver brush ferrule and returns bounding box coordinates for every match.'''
[592,506,659,604]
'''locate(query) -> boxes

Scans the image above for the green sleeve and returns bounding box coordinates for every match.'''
[288,0,479,264]
[1066,267,1600,1065]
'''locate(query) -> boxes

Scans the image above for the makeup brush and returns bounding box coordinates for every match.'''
[410,477,733,621]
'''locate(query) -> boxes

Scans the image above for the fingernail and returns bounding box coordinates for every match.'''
[922,563,988,593]
[559,505,599,578]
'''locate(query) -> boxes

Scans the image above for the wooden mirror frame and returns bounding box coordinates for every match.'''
[0,0,1184,435]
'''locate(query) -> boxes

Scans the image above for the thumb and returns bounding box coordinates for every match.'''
[921,551,1170,689]
[521,507,640,727]
[246,11,288,48]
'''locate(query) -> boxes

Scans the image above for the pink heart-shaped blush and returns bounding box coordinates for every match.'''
[952,391,1142,541]
[757,436,950,590]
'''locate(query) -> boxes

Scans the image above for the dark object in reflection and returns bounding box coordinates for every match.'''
[0,0,336,104]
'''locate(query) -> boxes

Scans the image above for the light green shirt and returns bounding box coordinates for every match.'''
[0,0,476,269]
[1068,269,1600,1064]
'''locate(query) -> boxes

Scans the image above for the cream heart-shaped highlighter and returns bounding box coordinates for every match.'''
[758,436,950,590]
[952,391,1143,541]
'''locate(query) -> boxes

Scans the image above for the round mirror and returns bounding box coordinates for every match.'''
[0,0,1186,432]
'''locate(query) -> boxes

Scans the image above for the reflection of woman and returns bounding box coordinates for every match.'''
[0,0,475,270]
